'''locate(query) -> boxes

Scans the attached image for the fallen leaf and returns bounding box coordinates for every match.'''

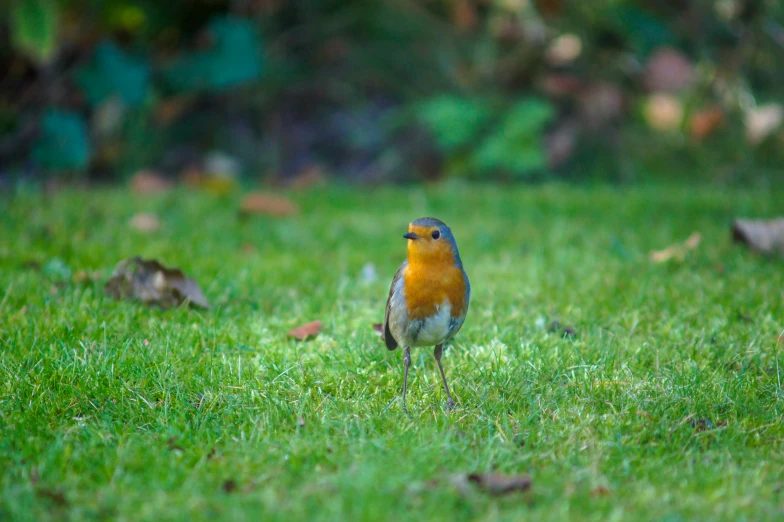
[689,106,724,140]
[744,104,783,145]
[131,169,172,194]
[240,191,298,217]
[222,479,238,493]
[591,485,611,497]
[649,232,701,262]
[465,473,532,496]
[732,218,784,256]
[129,212,161,232]
[104,256,210,309]
[644,48,695,93]
[288,320,322,340]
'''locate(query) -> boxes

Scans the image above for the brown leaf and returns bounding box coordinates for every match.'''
[104,257,210,309]
[465,473,532,496]
[240,192,299,217]
[649,232,701,263]
[288,320,322,340]
[222,479,238,493]
[689,106,724,140]
[644,47,695,93]
[131,170,172,194]
[732,218,784,256]
[591,485,611,497]
[129,213,161,233]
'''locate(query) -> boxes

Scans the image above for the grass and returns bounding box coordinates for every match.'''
[1,182,783,521]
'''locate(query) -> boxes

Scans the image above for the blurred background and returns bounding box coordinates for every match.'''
[1,0,784,189]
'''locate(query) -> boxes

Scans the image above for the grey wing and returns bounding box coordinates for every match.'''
[383,262,406,351]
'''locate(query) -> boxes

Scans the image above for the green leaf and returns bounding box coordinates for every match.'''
[76,41,150,107]
[10,0,58,64]
[473,97,554,176]
[418,96,492,151]
[164,16,264,93]
[33,109,91,171]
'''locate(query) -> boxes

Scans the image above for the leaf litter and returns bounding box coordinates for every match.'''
[104,256,209,309]
[288,320,322,340]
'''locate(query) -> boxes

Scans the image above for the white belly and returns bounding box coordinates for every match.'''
[412,301,452,346]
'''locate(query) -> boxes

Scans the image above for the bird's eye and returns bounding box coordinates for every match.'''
[431,230,441,240]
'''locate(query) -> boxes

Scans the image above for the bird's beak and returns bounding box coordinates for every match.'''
[403,232,418,240]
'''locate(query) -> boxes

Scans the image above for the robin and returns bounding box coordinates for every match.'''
[383,217,470,412]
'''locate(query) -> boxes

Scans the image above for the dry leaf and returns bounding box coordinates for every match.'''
[649,233,701,263]
[732,218,784,256]
[129,213,161,233]
[104,256,210,309]
[288,320,322,340]
[591,485,611,497]
[689,106,724,140]
[464,473,532,496]
[131,170,172,194]
[240,192,299,217]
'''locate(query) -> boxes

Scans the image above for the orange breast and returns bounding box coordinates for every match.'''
[403,262,467,321]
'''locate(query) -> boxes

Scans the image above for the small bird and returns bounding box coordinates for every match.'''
[383,217,470,412]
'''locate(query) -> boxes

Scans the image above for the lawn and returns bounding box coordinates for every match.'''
[1,182,783,521]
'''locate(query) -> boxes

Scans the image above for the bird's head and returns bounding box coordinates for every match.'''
[404,217,462,267]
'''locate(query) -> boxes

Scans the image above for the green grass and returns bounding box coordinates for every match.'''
[1,182,783,521]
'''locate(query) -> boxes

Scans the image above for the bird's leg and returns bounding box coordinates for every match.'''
[402,346,411,413]
[434,344,455,410]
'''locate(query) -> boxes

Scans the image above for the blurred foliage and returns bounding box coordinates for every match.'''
[1,0,784,185]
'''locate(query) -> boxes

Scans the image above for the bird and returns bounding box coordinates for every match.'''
[383,217,470,412]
